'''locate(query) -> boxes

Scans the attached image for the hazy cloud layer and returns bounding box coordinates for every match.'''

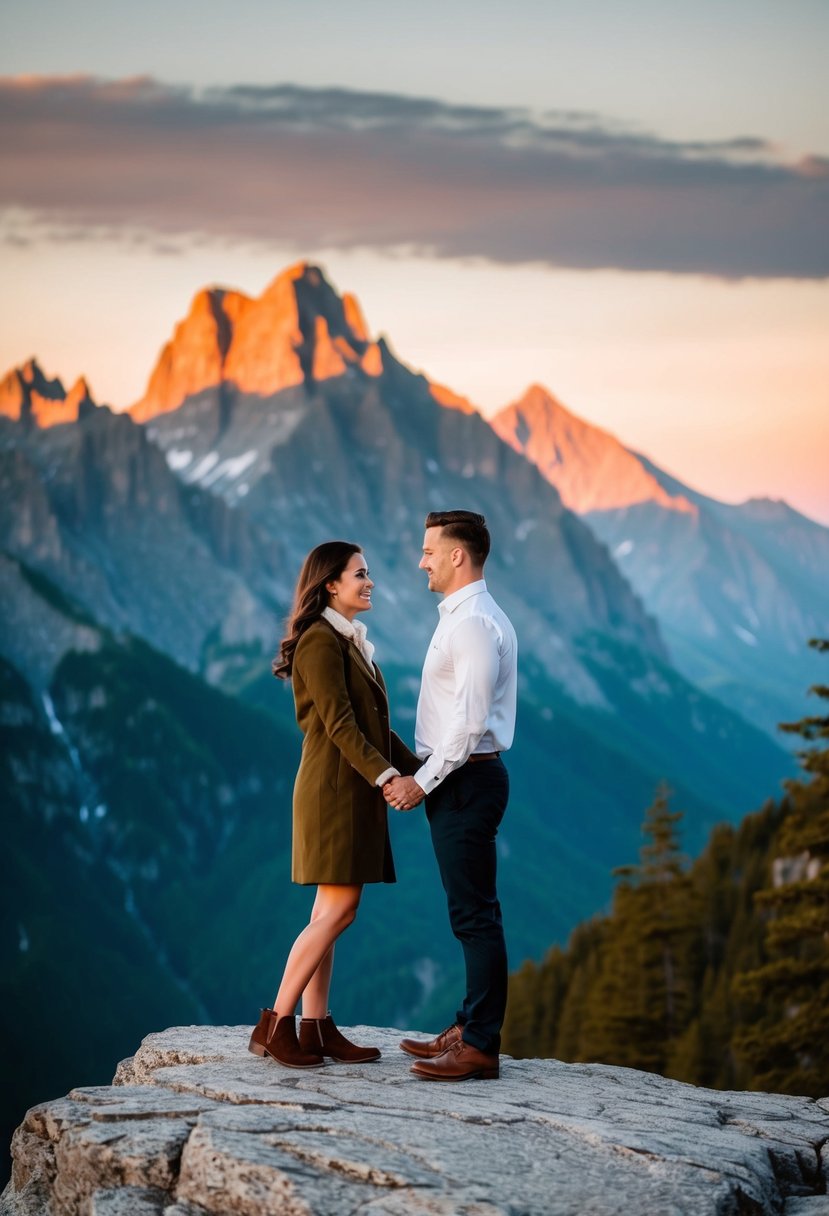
[2,75,827,278]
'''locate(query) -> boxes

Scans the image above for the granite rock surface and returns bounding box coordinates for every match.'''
[3,1024,829,1216]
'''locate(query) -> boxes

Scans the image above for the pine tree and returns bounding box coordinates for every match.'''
[502,959,542,1058]
[502,786,786,1085]
[553,921,613,1062]
[732,639,829,1096]
[579,784,696,1072]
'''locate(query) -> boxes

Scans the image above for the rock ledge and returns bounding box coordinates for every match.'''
[3,1024,829,1215]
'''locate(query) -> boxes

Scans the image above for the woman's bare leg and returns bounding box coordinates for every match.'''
[273,884,362,1017]
[302,945,334,1019]
[302,889,336,1018]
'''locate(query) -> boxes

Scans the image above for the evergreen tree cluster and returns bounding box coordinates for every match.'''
[503,640,829,1097]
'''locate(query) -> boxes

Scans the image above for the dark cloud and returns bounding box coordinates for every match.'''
[1,75,826,278]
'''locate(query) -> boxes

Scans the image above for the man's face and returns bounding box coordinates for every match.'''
[419,527,458,594]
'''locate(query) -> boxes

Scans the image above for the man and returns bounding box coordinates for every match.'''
[384,510,518,1081]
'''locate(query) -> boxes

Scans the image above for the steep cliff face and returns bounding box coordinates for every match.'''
[4,1024,828,1216]
[0,396,281,682]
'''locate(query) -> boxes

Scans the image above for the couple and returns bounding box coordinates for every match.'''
[248,510,518,1082]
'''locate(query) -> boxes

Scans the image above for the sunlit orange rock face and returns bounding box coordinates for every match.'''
[360,343,384,377]
[130,288,241,424]
[491,384,695,516]
[130,262,384,422]
[0,359,97,428]
[429,382,478,415]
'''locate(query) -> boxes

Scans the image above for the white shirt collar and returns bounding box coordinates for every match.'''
[438,579,487,616]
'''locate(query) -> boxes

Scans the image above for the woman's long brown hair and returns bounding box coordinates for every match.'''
[272,540,362,679]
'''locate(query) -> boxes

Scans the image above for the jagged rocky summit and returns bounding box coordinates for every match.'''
[4,1025,829,1216]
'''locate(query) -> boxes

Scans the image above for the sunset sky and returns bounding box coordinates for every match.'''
[2,0,827,522]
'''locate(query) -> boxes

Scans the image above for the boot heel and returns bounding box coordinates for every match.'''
[479,1067,500,1079]
[248,1007,278,1058]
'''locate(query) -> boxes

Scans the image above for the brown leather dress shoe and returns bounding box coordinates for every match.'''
[399,1023,462,1059]
[410,1038,499,1082]
[299,1014,381,1063]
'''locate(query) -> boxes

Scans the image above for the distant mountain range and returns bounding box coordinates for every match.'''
[5,274,823,736]
[2,261,819,1163]
[493,384,829,735]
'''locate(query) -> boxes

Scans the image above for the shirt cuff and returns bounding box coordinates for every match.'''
[413,764,441,795]
[375,767,400,787]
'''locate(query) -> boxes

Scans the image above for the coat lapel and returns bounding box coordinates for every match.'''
[348,640,388,705]
[322,619,388,706]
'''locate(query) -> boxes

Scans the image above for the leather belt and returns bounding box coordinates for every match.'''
[465,752,500,763]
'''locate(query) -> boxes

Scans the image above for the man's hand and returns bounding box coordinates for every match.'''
[383,775,425,810]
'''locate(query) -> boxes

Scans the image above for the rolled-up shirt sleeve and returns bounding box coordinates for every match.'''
[414,616,501,794]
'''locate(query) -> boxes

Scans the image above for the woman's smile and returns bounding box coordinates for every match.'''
[328,551,375,619]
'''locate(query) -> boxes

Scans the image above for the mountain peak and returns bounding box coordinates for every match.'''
[130,262,382,423]
[65,376,97,415]
[737,496,824,529]
[18,357,65,399]
[523,382,563,407]
[187,285,226,315]
[0,359,98,428]
[491,384,694,515]
[261,260,331,292]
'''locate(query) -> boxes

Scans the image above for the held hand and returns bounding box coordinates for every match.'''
[383,775,425,811]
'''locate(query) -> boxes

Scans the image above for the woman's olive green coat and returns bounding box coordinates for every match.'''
[290,619,419,885]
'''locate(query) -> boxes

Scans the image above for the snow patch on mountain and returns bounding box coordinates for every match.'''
[201,449,258,488]
[165,448,193,471]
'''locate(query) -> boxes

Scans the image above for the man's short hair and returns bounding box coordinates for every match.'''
[425,510,491,566]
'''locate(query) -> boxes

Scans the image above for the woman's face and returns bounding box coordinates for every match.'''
[327,552,374,620]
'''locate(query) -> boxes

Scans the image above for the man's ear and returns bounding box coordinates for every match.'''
[451,546,465,567]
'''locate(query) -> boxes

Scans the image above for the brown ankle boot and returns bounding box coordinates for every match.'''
[265,1014,325,1069]
[299,1014,381,1063]
[248,1007,277,1057]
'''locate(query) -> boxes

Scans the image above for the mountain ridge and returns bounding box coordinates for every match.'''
[488,381,829,736]
[0,358,101,429]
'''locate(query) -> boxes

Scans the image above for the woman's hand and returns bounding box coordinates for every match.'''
[382,775,425,811]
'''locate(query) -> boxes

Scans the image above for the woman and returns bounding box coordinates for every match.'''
[248,540,419,1068]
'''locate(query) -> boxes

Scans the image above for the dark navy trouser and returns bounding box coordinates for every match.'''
[426,757,509,1054]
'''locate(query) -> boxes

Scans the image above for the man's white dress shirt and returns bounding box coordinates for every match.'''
[414,580,517,795]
